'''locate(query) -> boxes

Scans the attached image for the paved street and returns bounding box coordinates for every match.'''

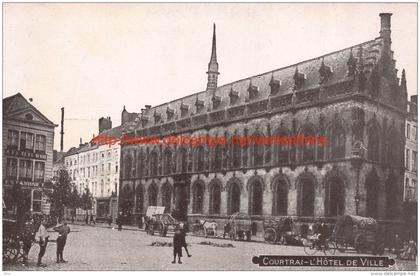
[4,224,417,271]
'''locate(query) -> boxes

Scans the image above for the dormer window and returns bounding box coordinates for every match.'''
[269,77,281,96]
[229,88,239,105]
[347,50,358,76]
[195,97,205,113]
[293,68,306,90]
[319,60,332,84]
[180,103,189,118]
[140,116,149,127]
[166,107,174,121]
[153,111,161,124]
[212,94,222,109]
[248,82,259,100]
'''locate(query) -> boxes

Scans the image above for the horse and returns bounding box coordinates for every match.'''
[199,219,218,238]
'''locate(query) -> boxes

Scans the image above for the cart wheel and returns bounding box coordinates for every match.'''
[335,240,348,253]
[3,239,20,263]
[303,239,317,256]
[324,240,337,256]
[264,228,277,244]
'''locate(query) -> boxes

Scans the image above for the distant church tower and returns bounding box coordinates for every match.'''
[206,24,219,93]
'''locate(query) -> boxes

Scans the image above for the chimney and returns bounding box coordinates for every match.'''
[410,95,417,105]
[60,107,64,152]
[379,13,392,44]
[79,137,83,146]
[99,117,112,133]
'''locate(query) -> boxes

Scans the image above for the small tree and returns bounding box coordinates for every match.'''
[48,168,76,221]
[80,187,94,213]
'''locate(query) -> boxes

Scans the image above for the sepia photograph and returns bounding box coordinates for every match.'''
[2,2,418,272]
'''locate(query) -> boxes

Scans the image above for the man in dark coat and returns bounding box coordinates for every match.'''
[172,227,183,264]
[21,218,36,264]
[53,221,71,263]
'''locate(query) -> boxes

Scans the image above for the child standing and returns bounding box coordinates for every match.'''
[172,227,183,264]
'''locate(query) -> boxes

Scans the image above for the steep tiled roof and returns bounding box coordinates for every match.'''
[134,37,385,130]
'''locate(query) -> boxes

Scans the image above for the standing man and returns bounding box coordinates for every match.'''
[53,220,71,263]
[36,219,49,267]
[21,217,36,264]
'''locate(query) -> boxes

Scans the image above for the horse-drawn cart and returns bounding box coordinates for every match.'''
[3,218,25,264]
[331,215,385,255]
[144,206,180,237]
[224,212,252,241]
[263,216,294,244]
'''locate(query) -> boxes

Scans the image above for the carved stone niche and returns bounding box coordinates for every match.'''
[351,107,365,142]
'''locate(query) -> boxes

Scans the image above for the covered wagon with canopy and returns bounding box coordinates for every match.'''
[331,215,385,254]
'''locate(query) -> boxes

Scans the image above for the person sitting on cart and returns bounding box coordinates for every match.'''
[313,222,329,250]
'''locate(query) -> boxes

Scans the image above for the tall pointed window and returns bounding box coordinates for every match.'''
[368,125,380,161]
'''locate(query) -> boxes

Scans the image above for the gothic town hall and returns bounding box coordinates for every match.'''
[119,13,407,235]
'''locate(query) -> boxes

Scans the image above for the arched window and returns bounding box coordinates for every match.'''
[148,183,158,206]
[192,181,204,213]
[248,178,263,215]
[272,177,288,216]
[150,151,159,176]
[276,128,290,165]
[297,176,315,217]
[232,137,241,168]
[179,147,188,173]
[163,149,172,175]
[368,125,380,161]
[137,149,144,177]
[135,185,144,213]
[386,173,398,219]
[328,123,345,159]
[325,176,345,217]
[161,182,172,213]
[300,126,316,162]
[365,170,379,218]
[214,145,223,170]
[387,128,399,164]
[209,180,221,214]
[228,180,241,215]
[196,146,205,172]
[124,154,132,179]
[253,131,265,166]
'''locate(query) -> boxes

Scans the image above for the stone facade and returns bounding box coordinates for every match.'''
[3,93,56,217]
[404,95,417,202]
[119,13,407,234]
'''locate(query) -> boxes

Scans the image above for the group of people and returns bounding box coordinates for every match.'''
[20,218,70,267]
[391,234,417,260]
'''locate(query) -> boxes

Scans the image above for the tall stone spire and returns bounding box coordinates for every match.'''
[206,23,219,93]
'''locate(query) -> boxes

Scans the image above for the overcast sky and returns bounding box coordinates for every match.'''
[3,3,417,152]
